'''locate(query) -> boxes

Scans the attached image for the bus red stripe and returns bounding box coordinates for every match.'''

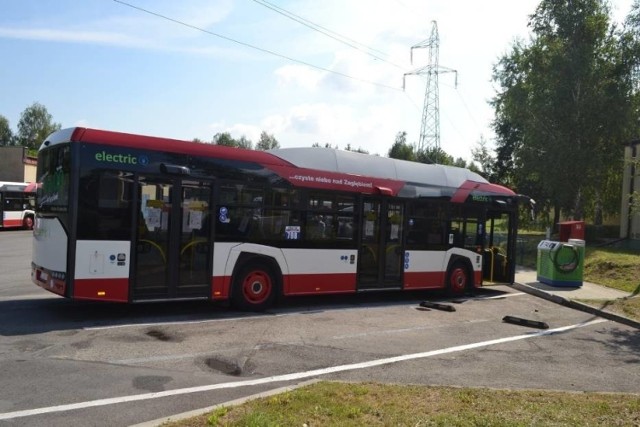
[2,219,23,227]
[285,273,356,295]
[213,273,357,298]
[73,278,129,302]
[403,271,446,289]
[474,270,483,287]
[212,276,231,300]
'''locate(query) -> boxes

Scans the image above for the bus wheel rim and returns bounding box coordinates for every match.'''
[242,271,271,304]
[450,267,467,292]
[24,217,34,229]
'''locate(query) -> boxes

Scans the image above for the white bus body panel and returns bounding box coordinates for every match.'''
[281,248,358,275]
[74,240,131,279]
[32,217,67,272]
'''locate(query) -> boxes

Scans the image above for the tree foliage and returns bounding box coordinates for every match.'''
[312,142,338,149]
[471,137,496,181]
[255,131,280,151]
[344,143,369,154]
[212,132,252,149]
[491,0,637,226]
[16,102,61,150]
[211,131,280,150]
[0,115,13,146]
[386,130,479,172]
[388,132,416,161]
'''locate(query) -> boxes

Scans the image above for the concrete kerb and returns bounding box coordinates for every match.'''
[129,380,320,427]
[511,282,640,330]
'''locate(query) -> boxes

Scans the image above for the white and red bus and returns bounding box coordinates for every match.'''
[32,127,523,310]
[0,181,36,230]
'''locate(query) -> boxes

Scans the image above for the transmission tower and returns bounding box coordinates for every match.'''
[403,21,457,154]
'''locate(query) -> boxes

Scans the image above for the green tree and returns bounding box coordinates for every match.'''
[491,0,635,226]
[343,144,369,154]
[0,115,13,146]
[312,142,337,149]
[388,131,416,161]
[471,137,495,180]
[16,102,61,150]
[212,132,235,146]
[236,136,253,149]
[255,131,280,150]
[417,147,456,165]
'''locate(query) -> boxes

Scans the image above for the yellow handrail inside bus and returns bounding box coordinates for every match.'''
[485,246,507,283]
[180,238,207,256]
[139,239,166,263]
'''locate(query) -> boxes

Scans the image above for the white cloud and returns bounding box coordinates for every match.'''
[209,121,262,143]
[248,101,408,155]
[275,65,324,91]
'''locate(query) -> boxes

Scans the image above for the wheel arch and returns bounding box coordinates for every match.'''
[224,244,288,299]
[445,254,475,289]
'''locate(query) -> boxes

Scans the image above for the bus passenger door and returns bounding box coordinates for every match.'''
[484,209,516,283]
[357,198,404,289]
[177,180,212,296]
[132,177,212,300]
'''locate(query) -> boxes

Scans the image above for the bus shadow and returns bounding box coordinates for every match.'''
[0,287,514,336]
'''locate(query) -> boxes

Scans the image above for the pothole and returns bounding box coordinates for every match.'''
[202,356,254,376]
[145,328,182,342]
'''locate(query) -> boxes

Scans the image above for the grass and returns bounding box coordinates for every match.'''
[583,247,640,294]
[164,381,640,427]
[581,247,640,322]
[582,296,640,321]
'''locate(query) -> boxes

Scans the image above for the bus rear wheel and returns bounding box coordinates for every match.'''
[447,262,470,296]
[232,262,277,311]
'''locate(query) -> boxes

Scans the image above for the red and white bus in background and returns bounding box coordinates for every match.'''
[32,127,525,310]
[0,181,36,230]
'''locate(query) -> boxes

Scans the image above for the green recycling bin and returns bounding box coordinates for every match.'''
[536,239,584,287]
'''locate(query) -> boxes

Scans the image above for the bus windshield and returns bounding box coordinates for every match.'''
[37,144,71,212]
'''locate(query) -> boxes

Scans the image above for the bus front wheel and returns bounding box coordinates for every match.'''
[232,261,277,311]
[23,216,34,230]
[447,262,470,296]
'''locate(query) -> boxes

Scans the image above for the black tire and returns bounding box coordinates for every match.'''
[23,216,34,230]
[232,261,277,311]
[447,261,470,296]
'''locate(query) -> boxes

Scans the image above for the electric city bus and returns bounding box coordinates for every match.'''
[0,181,36,230]
[32,127,523,310]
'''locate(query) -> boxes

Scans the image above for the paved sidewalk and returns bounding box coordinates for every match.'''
[513,268,639,329]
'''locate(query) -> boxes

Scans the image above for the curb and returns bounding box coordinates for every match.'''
[129,379,319,427]
[511,282,640,330]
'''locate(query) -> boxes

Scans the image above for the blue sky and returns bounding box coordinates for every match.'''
[0,0,633,161]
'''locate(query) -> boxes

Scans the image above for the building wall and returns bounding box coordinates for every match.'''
[621,141,640,239]
[0,146,37,183]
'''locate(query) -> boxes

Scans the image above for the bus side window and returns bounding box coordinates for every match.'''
[449,227,462,247]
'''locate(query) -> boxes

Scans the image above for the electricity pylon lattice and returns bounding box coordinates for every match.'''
[403,21,457,155]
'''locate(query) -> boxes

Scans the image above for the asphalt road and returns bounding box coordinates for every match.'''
[0,230,638,426]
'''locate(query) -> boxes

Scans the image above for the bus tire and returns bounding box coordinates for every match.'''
[447,261,470,296]
[232,260,277,312]
[23,215,34,230]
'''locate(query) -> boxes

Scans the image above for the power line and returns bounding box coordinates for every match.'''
[250,0,406,70]
[112,0,402,91]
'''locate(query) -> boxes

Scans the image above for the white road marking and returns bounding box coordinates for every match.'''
[475,292,525,300]
[0,318,607,421]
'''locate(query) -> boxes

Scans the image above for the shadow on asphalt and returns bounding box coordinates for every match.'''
[0,287,514,336]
